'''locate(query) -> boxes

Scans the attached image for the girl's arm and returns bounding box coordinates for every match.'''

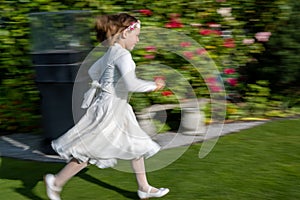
[115,53,158,92]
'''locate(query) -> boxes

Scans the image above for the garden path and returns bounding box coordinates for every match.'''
[0,121,266,163]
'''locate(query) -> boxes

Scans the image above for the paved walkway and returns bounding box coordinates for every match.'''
[0,121,266,163]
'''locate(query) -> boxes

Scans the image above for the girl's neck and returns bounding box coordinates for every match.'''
[115,41,125,49]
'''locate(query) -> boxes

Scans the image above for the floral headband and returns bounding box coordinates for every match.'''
[126,20,141,31]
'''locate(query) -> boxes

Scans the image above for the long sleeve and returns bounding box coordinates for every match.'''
[88,58,104,81]
[115,53,157,92]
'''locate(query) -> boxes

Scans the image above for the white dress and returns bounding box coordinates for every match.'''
[52,43,160,168]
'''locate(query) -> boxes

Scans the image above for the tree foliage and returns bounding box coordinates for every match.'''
[243,0,300,92]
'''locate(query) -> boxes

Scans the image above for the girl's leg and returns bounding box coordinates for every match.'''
[131,157,158,193]
[54,158,88,188]
[45,158,88,200]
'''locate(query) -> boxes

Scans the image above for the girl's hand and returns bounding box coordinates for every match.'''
[154,78,165,91]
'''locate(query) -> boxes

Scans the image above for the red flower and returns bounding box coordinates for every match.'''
[161,90,173,96]
[183,51,194,60]
[223,68,235,74]
[195,48,207,55]
[199,29,211,35]
[165,20,183,28]
[145,45,156,52]
[199,29,221,36]
[139,9,153,16]
[213,30,222,35]
[180,42,191,47]
[223,38,235,48]
[165,13,183,28]
[226,78,238,86]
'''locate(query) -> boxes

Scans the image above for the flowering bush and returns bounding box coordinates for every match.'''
[0,0,294,132]
[126,1,270,112]
[126,0,297,120]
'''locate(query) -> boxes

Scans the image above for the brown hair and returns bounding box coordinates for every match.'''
[95,13,138,46]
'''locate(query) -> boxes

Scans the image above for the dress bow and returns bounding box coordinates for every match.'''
[81,80,101,109]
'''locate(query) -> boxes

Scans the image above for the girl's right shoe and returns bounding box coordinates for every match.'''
[44,174,62,200]
[137,186,169,199]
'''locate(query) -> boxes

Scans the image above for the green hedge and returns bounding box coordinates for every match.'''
[0,0,293,133]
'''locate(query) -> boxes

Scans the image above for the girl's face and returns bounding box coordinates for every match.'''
[123,28,140,51]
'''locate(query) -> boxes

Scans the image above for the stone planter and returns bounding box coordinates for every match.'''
[180,107,206,135]
[137,99,207,136]
[137,112,157,137]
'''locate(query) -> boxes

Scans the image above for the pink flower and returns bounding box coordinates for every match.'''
[255,32,272,42]
[161,90,173,96]
[183,51,194,60]
[139,9,153,16]
[154,76,166,81]
[206,77,222,92]
[243,38,255,45]
[207,22,221,28]
[226,78,238,86]
[144,54,155,59]
[195,48,207,55]
[128,22,136,31]
[180,42,191,47]
[145,45,156,52]
[223,38,235,48]
[206,77,216,83]
[223,68,235,74]
[190,23,202,27]
[210,85,222,92]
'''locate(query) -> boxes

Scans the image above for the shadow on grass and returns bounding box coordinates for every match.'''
[0,157,138,199]
[77,172,139,199]
[0,157,53,200]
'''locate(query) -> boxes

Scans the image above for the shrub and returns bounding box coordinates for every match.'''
[0,0,295,132]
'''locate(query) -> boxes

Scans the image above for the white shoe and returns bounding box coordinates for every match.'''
[138,186,169,199]
[44,174,62,200]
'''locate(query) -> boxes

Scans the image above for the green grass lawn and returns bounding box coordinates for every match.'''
[1,118,300,200]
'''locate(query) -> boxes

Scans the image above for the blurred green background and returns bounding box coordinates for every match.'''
[0,0,299,133]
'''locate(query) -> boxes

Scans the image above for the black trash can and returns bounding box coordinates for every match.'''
[29,11,93,153]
